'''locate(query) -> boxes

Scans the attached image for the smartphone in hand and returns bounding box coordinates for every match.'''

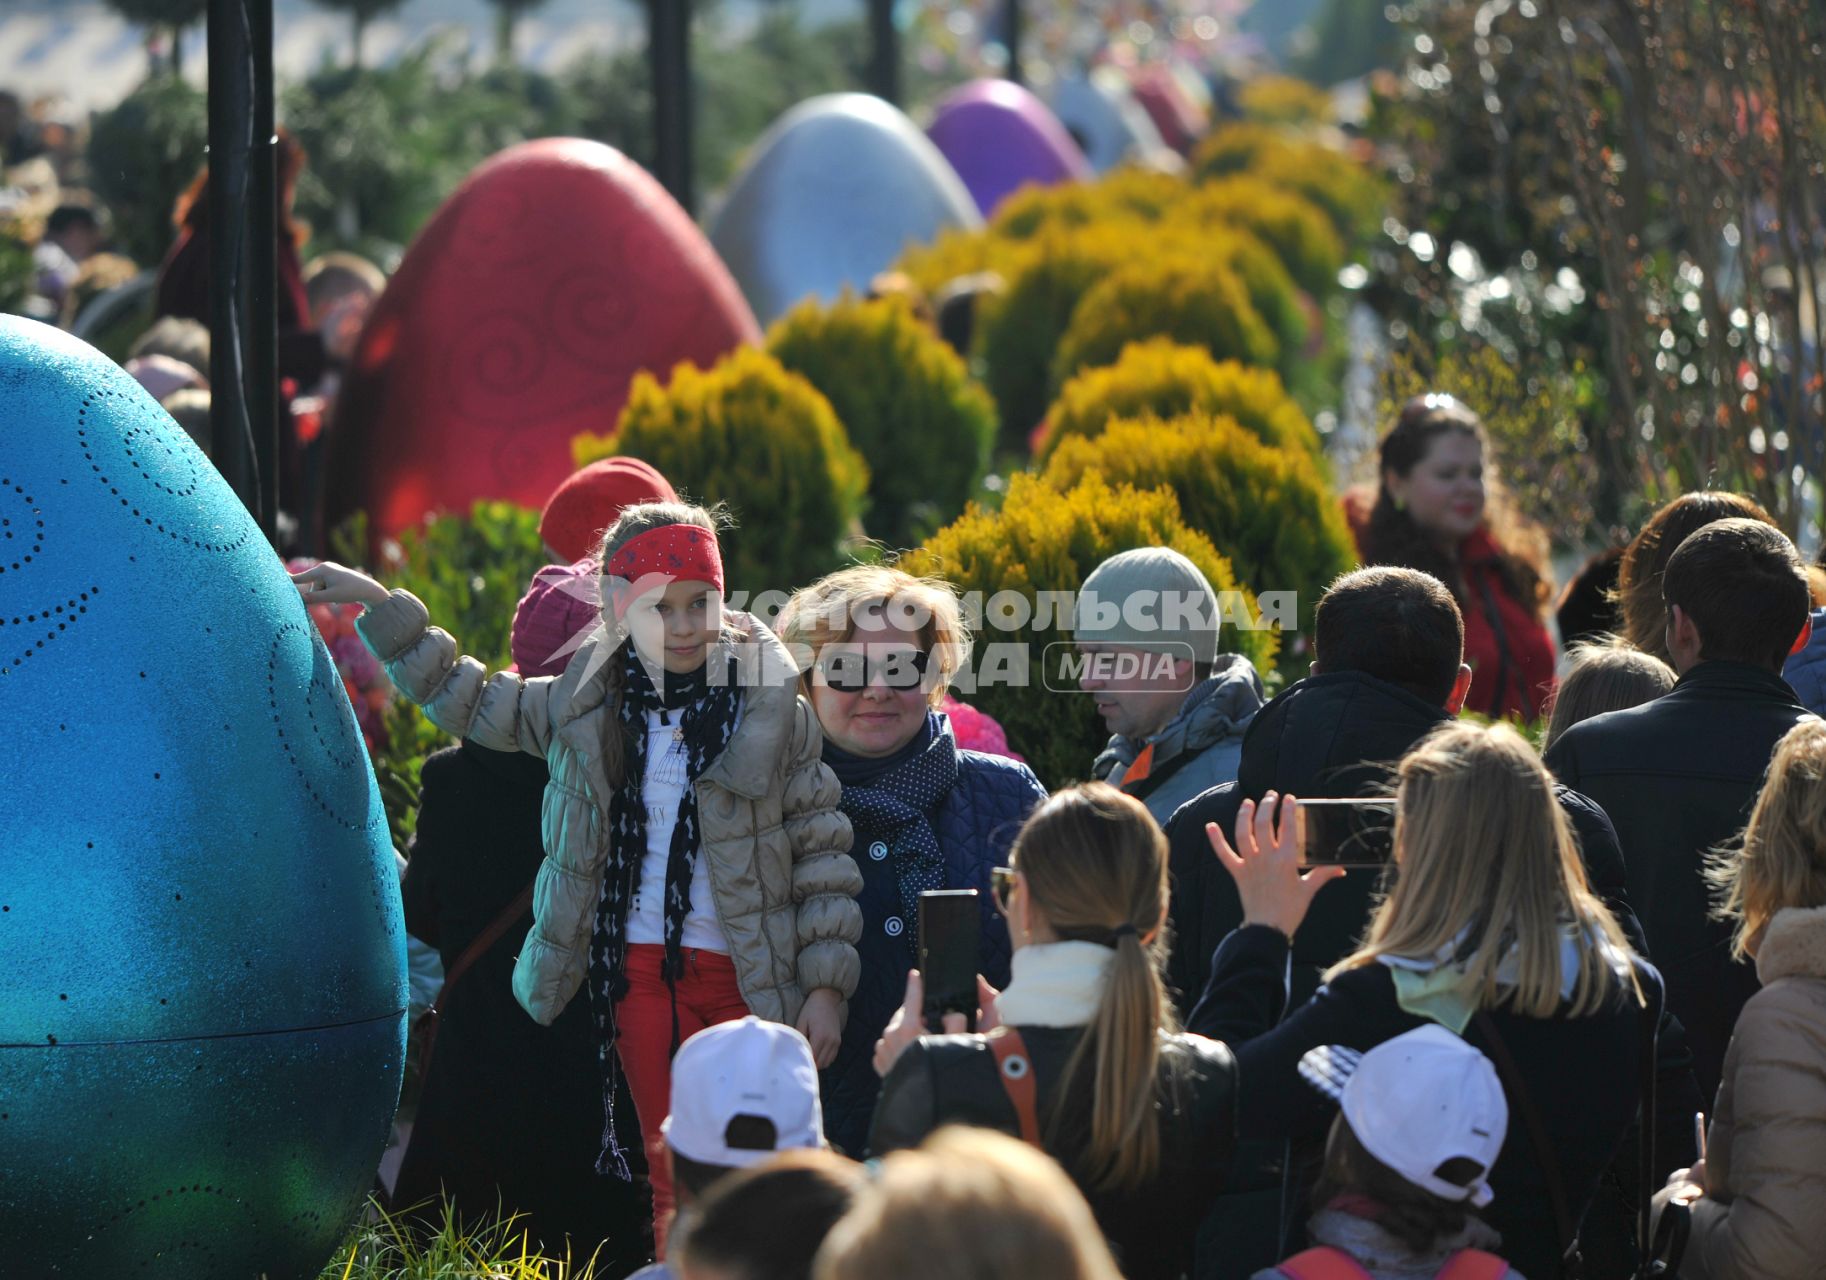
[919,889,980,1034]
[1296,797,1397,871]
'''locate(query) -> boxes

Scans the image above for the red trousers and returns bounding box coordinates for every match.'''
[615,943,751,1257]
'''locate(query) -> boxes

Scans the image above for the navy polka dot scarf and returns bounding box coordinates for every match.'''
[827,711,959,961]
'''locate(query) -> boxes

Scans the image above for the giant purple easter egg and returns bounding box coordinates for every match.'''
[0,316,406,1277]
[707,94,982,326]
[325,138,761,544]
[926,79,1093,217]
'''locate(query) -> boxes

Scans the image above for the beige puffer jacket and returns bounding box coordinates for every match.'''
[1679,904,1826,1279]
[357,590,863,1028]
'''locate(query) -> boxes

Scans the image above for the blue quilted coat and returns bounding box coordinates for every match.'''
[820,731,1048,1156]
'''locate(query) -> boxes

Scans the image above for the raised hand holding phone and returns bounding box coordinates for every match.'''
[1207,790,1347,940]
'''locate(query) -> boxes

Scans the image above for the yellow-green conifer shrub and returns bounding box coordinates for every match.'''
[1192,123,1383,242]
[1237,75,1336,126]
[988,168,1190,240]
[977,228,1131,447]
[1050,256,1278,394]
[1175,177,1345,295]
[768,294,997,551]
[1036,339,1319,461]
[904,473,1277,788]
[1041,413,1356,636]
[572,348,868,597]
[895,226,1033,301]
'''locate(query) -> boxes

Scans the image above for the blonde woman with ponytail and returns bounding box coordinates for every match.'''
[868,783,1237,1280]
[1187,721,1660,1280]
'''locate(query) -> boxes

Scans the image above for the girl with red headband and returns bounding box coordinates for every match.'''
[292,503,863,1258]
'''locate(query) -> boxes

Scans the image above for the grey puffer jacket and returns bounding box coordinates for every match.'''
[357,591,863,1028]
[1092,652,1264,825]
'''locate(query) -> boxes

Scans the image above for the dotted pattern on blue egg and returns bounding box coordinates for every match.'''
[75,386,258,554]
[266,622,382,834]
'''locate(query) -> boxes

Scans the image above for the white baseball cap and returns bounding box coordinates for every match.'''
[1298,1024,1508,1208]
[660,1016,825,1168]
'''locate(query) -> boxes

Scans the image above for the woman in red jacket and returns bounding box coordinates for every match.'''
[1356,395,1556,721]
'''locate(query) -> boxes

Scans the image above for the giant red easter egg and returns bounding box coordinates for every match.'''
[325,139,760,543]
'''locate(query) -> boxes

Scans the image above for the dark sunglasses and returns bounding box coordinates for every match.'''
[813,646,931,693]
[991,866,1017,911]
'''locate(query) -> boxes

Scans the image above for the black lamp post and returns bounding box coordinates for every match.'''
[648,0,694,214]
[205,0,279,544]
[867,0,900,105]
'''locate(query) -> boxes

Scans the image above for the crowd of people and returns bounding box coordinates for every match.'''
[10,69,1826,1280]
[281,378,1826,1280]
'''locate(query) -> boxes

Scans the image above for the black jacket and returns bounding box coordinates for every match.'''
[821,748,1047,1157]
[1190,925,1660,1280]
[1545,660,1816,1098]
[870,1025,1236,1280]
[396,741,647,1266]
[1164,671,1649,1013]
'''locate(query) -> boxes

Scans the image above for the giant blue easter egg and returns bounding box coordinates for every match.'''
[1046,69,1172,173]
[707,93,982,325]
[0,317,407,1277]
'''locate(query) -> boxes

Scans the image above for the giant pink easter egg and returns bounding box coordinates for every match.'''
[926,79,1093,217]
[1129,66,1205,154]
[326,139,760,543]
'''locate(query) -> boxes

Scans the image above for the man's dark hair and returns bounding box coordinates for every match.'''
[1313,567,1465,706]
[1662,517,1809,671]
[680,1150,865,1280]
[45,202,99,238]
[671,1148,739,1202]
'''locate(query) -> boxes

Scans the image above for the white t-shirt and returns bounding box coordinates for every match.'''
[626,708,728,953]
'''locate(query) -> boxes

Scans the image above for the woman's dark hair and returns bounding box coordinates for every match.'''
[1313,1115,1479,1255]
[1615,491,1777,662]
[1360,395,1550,616]
[679,1149,867,1280]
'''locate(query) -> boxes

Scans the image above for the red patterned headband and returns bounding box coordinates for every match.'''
[603,523,725,599]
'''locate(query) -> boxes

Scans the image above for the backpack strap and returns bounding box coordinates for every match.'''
[986,1026,1042,1147]
[1436,1249,1512,1280]
[1274,1246,1375,1280]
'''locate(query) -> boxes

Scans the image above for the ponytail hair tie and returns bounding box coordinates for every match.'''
[1106,923,1140,947]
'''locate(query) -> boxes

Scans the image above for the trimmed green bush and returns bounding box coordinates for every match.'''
[977,229,1130,447]
[988,169,1190,240]
[1051,257,1279,393]
[87,74,209,266]
[1237,75,1337,125]
[1174,177,1346,295]
[1037,339,1320,461]
[768,294,998,550]
[1191,122,1384,241]
[904,473,1277,788]
[573,348,869,597]
[895,225,1031,300]
[1041,413,1356,635]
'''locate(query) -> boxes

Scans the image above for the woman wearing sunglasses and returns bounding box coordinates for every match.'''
[778,566,1048,1158]
[867,783,1238,1280]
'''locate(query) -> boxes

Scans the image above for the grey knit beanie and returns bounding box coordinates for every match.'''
[1072,547,1219,665]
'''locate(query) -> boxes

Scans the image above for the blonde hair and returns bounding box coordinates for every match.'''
[1331,722,1640,1017]
[1708,720,1826,959]
[1011,783,1180,1194]
[1542,637,1675,750]
[776,564,970,709]
[812,1128,1122,1280]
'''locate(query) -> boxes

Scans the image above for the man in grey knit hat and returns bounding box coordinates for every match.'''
[1070,547,1265,825]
